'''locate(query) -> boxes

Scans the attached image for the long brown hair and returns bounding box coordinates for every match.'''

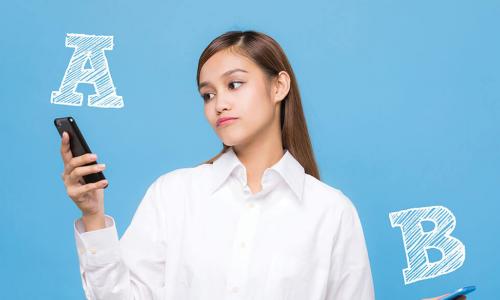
[196,30,320,180]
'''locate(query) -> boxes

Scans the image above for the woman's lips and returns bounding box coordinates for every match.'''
[217,117,238,127]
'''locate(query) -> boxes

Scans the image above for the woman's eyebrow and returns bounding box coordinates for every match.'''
[199,68,248,91]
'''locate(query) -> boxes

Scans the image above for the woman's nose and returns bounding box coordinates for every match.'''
[215,91,232,112]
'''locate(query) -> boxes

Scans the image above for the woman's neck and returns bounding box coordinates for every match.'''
[233,139,284,194]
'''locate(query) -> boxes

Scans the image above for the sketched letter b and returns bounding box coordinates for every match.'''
[389,205,465,284]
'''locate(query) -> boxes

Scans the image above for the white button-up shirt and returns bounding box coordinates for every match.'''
[74,147,375,299]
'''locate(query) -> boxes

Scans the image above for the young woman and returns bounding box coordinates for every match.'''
[59,30,376,299]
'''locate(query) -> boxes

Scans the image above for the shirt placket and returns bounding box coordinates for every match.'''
[224,168,264,299]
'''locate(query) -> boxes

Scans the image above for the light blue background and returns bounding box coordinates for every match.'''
[1,0,498,298]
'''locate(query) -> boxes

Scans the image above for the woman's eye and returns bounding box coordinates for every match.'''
[229,81,243,89]
[202,93,214,102]
[201,82,242,102]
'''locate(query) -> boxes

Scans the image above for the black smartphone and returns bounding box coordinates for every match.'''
[54,116,108,188]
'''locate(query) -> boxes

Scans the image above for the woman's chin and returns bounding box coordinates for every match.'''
[218,134,246,147]
[220,140,238,147]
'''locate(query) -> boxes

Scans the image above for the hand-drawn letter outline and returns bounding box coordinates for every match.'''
[51,33,124,108]
[389,205,466,284]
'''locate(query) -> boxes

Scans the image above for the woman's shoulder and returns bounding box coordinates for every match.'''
[152,163,212,188]
[303,173,358,213]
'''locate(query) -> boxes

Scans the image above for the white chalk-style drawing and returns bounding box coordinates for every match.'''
[50,33,124,108]
[389,205,465,285]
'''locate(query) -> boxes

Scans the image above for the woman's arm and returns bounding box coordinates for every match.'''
[74,176,169,299]
[324,193,375,299]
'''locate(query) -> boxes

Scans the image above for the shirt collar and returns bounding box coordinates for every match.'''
[210,147,305,202]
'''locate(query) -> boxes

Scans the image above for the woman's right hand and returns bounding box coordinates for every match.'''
[422,294,466,300]
[59,131,108,223]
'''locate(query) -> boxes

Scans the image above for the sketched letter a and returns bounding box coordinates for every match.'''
[50,33,124,108]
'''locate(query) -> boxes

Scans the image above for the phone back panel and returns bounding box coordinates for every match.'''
[54,116,106,185]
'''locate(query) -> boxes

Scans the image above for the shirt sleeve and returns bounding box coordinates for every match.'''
[325,194,375,300]
[74,177,168,300]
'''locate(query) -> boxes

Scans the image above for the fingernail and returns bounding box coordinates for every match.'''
[99,163,106,169]
[91,154,97,159]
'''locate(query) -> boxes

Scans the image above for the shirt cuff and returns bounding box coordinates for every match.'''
[74,215,121,267]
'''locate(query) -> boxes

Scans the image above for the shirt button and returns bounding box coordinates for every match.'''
[247,203,255,208]
[89,248,97,254]
[240,242,246,248]
[231,286,239,293]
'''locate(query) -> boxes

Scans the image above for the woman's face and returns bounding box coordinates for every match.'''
[199,48,284,148]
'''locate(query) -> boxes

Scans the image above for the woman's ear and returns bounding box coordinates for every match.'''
[272,71,291,103]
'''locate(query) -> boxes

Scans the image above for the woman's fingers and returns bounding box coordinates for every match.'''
[69,163,106,182]
[421,293,466,300]
[422,293,450,300]
[68,179,108,201]
[59,134,107,216]
[64,153,97,178]
[60,131,73,163]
